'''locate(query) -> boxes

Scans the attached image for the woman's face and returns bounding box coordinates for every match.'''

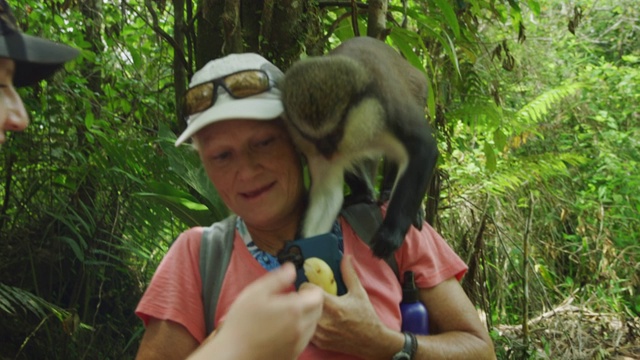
[195,118,304,229]
[0,58,28,145]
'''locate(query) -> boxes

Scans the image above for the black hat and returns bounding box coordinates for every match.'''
[0,0,79,87]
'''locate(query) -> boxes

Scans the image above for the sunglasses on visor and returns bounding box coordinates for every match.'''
[181,69,273,121]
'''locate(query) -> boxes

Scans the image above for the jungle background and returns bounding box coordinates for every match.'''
[0,0,638,359]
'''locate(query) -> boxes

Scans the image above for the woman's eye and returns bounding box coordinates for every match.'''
[255,136,275,148]
[211,151,232,163]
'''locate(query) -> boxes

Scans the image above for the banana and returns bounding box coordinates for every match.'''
[303,257,338,295]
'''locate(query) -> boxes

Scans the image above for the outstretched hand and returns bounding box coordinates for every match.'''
[190,263,324,360]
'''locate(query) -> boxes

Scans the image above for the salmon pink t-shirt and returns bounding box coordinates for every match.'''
[135,217,467,359]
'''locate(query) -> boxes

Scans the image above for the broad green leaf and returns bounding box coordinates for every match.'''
[142,181,209,209]
[57,236,85,262]
[389,23,460,78]
[493,129,507,152]
[333,9,354,40]
[387,29,437,119]
[136,192,216,227]
[535,264,555,287]
[484,141,497,173]
[158,124,226,218]
[426,78,436,120]
[433,0,461,37]
[53,14,65,26]
[0,286,17,314]
[387,29,424,73]
[84,111,95,128]
[527,0,541,16]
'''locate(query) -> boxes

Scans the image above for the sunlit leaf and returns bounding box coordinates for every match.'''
[484,141,497,173]
[433,0,460,37]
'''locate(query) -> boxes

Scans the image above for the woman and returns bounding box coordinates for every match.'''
[135,53,496,359]
[137,54,324,360]
[0,0,78,144]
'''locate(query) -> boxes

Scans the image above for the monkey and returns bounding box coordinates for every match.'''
[280,36,439,259]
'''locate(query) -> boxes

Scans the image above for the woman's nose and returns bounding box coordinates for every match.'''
[236,150,262,179]
[2,86,29,132]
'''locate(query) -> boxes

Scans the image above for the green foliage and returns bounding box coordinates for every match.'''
[514,82,582,132]
[440,0,640,356]
[135,124,228,227]
[0,284,60,319]
[1,0,638,358]
[0,1,187,358]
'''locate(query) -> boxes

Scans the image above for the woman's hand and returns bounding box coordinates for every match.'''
[304,255,496,360]
[189,262,324,360]
[302,255,402,358]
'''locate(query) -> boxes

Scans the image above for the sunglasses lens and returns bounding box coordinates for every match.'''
[182,70,272,121]
[224,71,270,97]
[183,82,215,118]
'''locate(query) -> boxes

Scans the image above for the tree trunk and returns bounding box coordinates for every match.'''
[367,0,388,39]
[196,0,225,68]
[76,0,104,323]
[76,0,103,210]
[174,0,187,107]
[194,0,322,69]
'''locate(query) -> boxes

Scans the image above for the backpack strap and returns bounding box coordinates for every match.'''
[340,203,400,280]
[200,215,237,336]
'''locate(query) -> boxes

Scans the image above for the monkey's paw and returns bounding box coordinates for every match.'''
[344,192,376,208]
[370,225,405,259]
[413,205,425,231]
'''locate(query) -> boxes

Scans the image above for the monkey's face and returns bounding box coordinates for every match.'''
[314,126,344,159]
[282,56,370,158]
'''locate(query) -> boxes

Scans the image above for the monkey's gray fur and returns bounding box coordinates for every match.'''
[281,36,438,259]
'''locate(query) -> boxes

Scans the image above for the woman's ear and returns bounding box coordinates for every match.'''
[190,137,201,152]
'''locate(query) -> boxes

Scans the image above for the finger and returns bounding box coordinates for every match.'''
[298,281,319,293]
[249,262,297,295]
[297,282,326,306]
[295,285,324,312]
[279,283,324,316]
[340,255,365,295]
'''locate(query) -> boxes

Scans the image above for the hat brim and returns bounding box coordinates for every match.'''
[174,97,284,146]
[0,32,79,87]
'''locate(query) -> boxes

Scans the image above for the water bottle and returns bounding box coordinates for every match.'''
[400,271,429,334]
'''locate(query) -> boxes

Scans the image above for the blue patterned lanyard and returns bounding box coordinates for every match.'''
[237,217,343,271]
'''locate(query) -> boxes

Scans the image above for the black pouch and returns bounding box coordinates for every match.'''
[277,232,347,295]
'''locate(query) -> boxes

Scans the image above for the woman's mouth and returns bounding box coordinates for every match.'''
[240,182,275,199]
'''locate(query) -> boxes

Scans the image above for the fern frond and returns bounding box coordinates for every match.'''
[516,82,583,126]
[483,152,588,194]
[450,98,504,129]
[0,283,62,319]
[458,62,487,101]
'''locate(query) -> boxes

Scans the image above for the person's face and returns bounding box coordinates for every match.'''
[0,58,29,145]
[195,118,304,229]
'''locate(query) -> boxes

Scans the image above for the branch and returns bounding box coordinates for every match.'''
[183,0,198,77]
[137,0,189,72]
[522,191,535,350]
[318,11,354,46]
[366,0,388,39]
[0,152,15,232]
[221,0,243,53]
[351,0,360,37]
[317,0,367,9]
